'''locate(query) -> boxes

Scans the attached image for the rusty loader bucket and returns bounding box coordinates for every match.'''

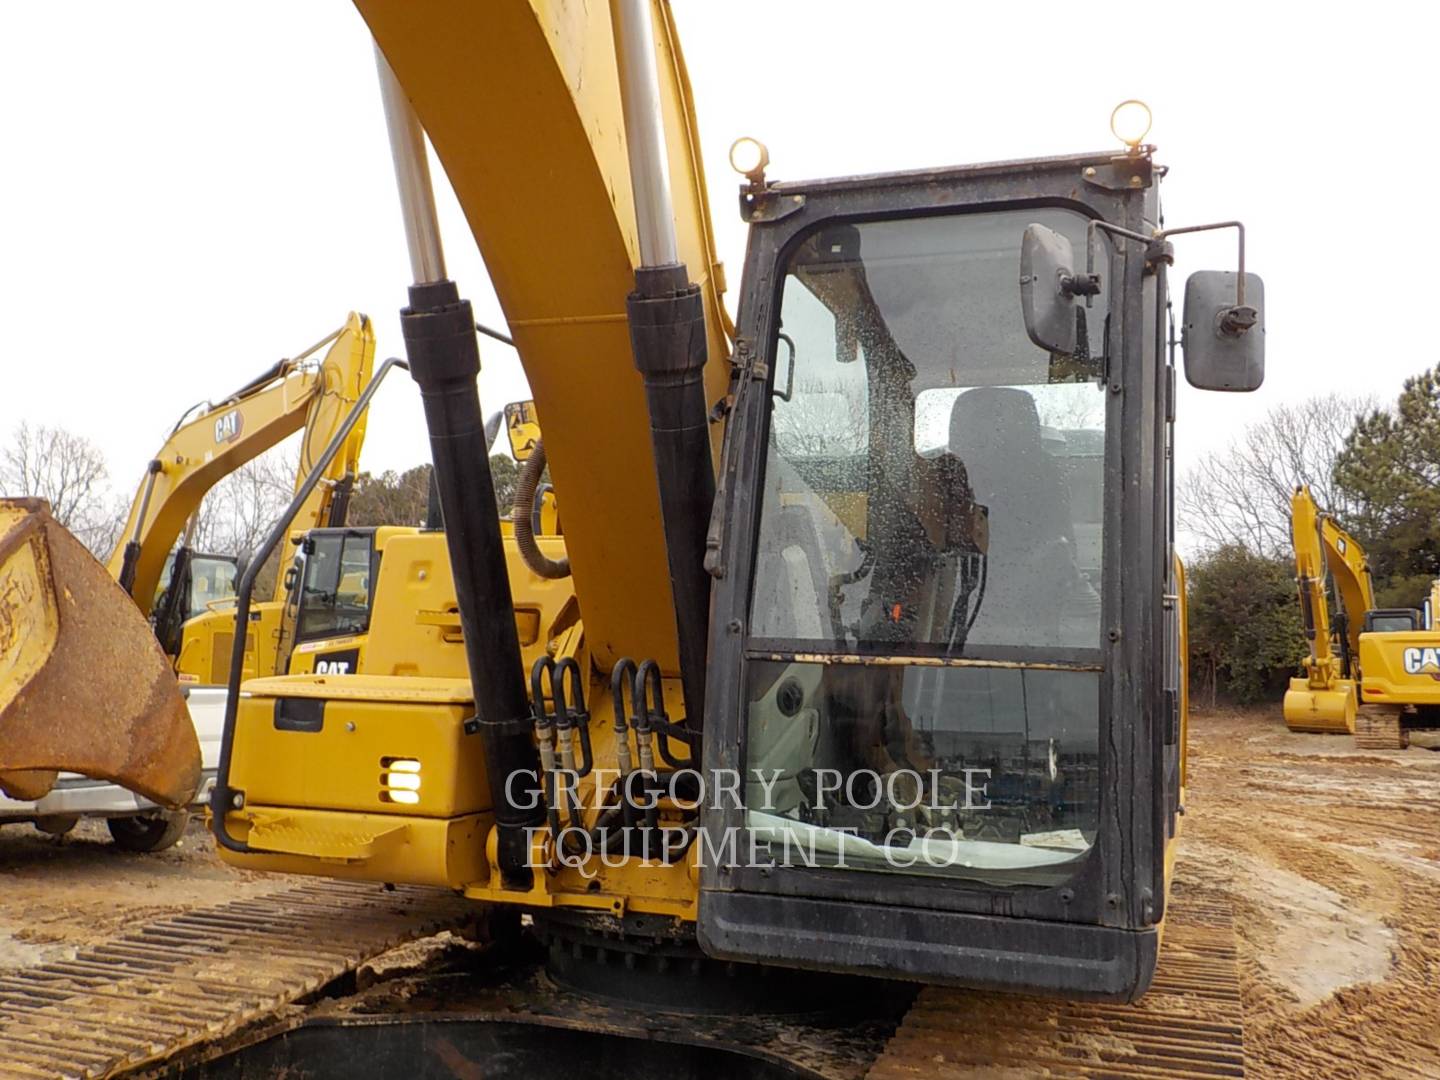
[0,499,200,806]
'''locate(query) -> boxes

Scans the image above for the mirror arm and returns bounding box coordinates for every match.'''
[1087,217,1251,320]
[1083,220,1154,306]
[1154,220,1246,307]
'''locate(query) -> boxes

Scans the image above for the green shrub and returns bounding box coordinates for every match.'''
[1187,545,1304,706]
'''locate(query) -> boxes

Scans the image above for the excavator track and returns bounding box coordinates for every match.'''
[0,880,473,1080]
[169,886,1244,1079]
[1355,705,1407,751]
[866,895,1245,1079]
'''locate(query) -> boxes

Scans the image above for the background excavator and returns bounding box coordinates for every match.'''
[1285,484,1440,749]
[118,312,376,684]
[282,402,568,681]
[0,314,373,814]
[188,1,1271,1074]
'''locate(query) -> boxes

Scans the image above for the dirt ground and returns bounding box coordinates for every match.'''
[1179,706,1440,1078]
[2,709,1439,1077]
[0,816,288,970]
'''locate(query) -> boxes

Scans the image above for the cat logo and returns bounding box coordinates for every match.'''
[213,409,243,444]
[1402,647,1440,677]
[314,647,359,676]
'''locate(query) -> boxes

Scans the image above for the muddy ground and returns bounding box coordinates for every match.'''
[0,816,288,970]
[2,707,1438,1077]
[1178,707,1440,1077]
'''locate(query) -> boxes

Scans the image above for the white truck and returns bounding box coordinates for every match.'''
[0,687,225,852]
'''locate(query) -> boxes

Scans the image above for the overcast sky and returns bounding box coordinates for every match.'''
[2,3,1433,502]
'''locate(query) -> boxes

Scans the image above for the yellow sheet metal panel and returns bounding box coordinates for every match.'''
[240,672,475,703]
[357,0,729,670]
[362,530,577,679]
[218,808,489,890]
[228,689,490,816]
[176,601,285,683]
[1359,632,1440,707]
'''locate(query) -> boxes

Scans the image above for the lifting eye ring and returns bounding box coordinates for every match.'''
[729,136,769,184]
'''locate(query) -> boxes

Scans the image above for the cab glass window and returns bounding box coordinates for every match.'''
[186,556,238,620]
[744,207,1110,885]
[296,533,374,641]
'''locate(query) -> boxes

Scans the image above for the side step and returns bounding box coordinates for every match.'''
[0,881,473,1080]
[866,896,1244,1079]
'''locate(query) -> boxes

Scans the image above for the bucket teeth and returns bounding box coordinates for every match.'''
[0,498,199,807]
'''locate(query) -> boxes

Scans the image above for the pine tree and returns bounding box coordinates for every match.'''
[1333,368,1440,609]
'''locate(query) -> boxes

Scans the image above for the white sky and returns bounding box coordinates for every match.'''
[1,3,1433,501]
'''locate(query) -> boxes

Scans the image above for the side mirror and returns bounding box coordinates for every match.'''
[1020,224,1098,355]
[1182,271,1264,392]
[504,399,541,462]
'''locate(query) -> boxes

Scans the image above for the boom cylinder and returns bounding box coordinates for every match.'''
[376,45,543,888]
[627,266,714,729]
[611,0,715,730]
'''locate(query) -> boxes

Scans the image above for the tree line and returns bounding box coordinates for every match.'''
[9,368,1435,712]
[1181,369,1440,704]
[0,420,521,565]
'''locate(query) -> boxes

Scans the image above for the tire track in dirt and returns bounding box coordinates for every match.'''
[1181,709,1440,1077]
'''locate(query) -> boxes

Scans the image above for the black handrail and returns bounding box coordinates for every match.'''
[210,356,408,854]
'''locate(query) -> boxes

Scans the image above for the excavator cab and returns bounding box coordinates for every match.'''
[699,148,1262,996]
[282,526,383,676]
[150,547,241,660]
[1367,609,1422,633]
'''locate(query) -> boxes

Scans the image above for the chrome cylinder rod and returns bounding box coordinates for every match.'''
[611,0,679,268]
[374,45,447,285]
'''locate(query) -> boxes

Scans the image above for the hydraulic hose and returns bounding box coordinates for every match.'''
[512,440,570,579]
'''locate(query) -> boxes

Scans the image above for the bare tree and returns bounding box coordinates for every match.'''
[347,465,434,528]
[190,449,296,557]
[1178,393,1376,557]
[771,378,869,457]
[0,422,123,555]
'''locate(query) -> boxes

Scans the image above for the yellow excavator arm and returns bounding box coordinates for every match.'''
[284,314,377,568]
[358,0,729,673]
[108,313,375,615]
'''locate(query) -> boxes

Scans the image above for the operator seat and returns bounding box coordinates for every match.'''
[948,387,1072,644]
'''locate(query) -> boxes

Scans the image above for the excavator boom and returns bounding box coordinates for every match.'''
[109,313,375,615]
[358,0,729,673]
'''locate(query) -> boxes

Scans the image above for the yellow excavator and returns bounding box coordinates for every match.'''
[192,2,1271,1072]
[283,405,567,680]
[116,313,377,683]
[1284,484,1440,748]
[0,314,372,809]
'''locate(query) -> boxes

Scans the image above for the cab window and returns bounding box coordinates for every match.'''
[744,207,1111,885]
[295,533,374,641]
